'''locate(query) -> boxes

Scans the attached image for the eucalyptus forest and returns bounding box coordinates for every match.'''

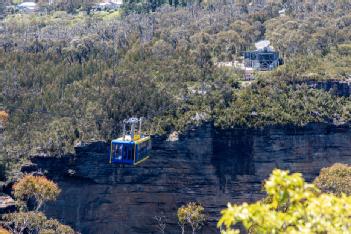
[0,0,351,234]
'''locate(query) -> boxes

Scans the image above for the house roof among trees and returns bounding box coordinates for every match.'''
[18,2,37,8]
[255,40,271,50]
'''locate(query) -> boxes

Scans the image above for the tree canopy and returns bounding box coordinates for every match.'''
[2,175,73,234]
[218,169,351,234]
[314,163,351,196]
[0,0,350,177]
[177,202,206,234]
[13,175,61,211]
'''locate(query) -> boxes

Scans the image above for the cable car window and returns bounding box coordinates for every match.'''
[128,146,133,161]
[123,146,127,161]
[117,145,123,160]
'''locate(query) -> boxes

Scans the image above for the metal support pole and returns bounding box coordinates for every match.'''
[131,123,135,141]
[139,117,142,135]
[123,122,126,140]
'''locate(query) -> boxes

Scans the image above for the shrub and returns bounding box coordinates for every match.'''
[4,176,74,234]
[218,169,351,234]
[3,211,46,234]
[0,111,8,126]
[3,212,75,234]
[0,227,10,234]
[177,202,206,234]
[13,175,60,211]
[39,218,75,234]
[337,43,351,56]
[314,163,351,196]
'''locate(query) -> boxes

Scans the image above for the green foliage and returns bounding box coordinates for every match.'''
[265,5,351,57]
[2,211,75,234]
[1,175,74,234]
[3,211,46,234]
[39,218,75,234]
[0,1,351,177]
[261,45,351,81]
[314,163,351,196]
[177,202,206,234]
[218,169,351,234]
[13,175,61,211]
[122,0,203,14]
[216,81,351,128]
[337,43,351,56]
[11,0,22,4]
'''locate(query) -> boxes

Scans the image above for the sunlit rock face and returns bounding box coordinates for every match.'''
[28,123,351,234]
[0,195,15,213]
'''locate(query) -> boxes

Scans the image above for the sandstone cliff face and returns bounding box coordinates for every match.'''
[27,124,351,234]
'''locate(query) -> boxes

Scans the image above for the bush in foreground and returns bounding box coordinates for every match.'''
[218,169,351,234]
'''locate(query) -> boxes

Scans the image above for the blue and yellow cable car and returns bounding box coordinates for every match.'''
[110,118,151,165]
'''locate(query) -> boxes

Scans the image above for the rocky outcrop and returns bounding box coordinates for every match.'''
[0,195,15,214]
[167,131,179,142]
[303,79,351,96]
[26,123,351,234]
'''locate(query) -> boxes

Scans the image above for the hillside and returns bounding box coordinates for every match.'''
[0,0,350,176]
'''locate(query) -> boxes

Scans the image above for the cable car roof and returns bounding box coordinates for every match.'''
[111,135,150,144]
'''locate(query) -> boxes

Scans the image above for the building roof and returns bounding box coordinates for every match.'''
[18,2,37,7]
[98,0,123,5]
[110,0,123,4]
[111,135,150,144]
[98,2,111,6]
[255,40,270,50]
[279,8,286,14]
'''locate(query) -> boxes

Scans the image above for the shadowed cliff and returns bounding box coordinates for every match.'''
[25,124,351,234]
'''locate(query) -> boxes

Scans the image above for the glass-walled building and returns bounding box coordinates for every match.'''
[244,40,282,71]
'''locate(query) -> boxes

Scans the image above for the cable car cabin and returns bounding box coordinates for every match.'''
[110,135,151,165]
[109,117,151,165]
